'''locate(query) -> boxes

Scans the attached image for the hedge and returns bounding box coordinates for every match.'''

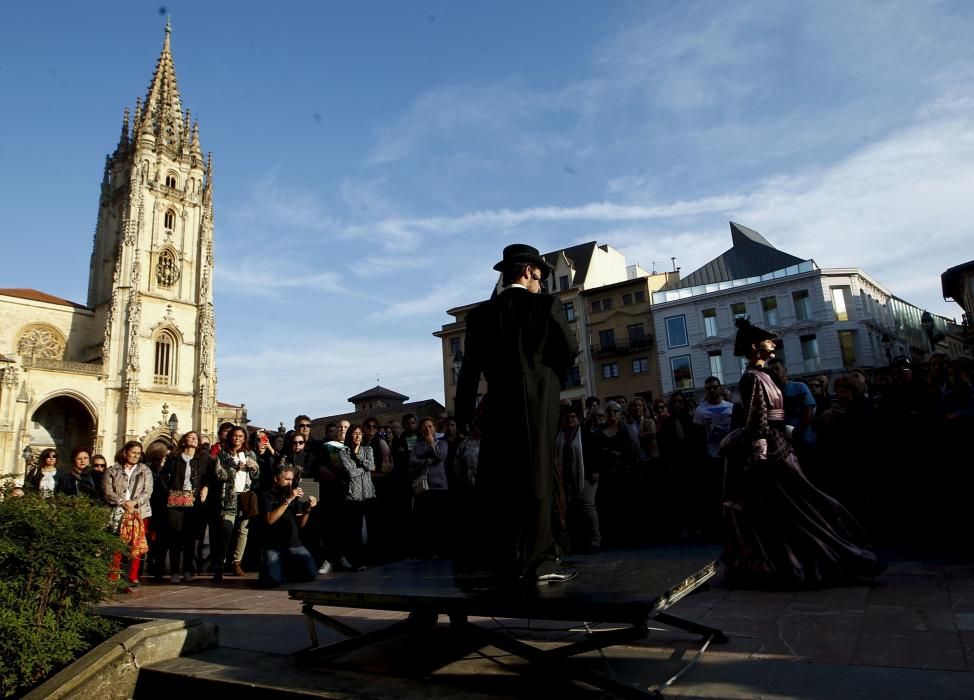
[0,486,122,697]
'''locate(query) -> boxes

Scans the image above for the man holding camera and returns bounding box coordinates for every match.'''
[257,465,319,588]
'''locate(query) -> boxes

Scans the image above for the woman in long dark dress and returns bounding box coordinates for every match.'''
[721,319,883,588]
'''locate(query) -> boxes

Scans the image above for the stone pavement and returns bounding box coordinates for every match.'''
[98,546,974,698]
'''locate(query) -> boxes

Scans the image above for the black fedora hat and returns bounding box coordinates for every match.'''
[493,243,555,279]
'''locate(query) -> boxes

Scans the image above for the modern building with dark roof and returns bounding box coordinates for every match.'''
[652,222,957,397]
[674,222,806,289]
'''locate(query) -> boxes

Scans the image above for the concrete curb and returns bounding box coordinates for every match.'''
[23,616,219,700]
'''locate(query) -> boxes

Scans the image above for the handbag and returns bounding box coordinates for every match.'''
[167,489,195,508]
[412,468,430,497]
[108,505,125,534]
[238,490,260,519]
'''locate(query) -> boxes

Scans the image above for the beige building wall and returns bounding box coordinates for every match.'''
[0,23,224,481]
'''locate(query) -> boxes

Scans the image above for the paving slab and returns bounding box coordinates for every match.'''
[98,545,974,698]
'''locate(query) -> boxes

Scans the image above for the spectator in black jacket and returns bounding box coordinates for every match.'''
[56,447,98,498]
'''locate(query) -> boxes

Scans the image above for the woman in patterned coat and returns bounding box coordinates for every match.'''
[721,318,883,588]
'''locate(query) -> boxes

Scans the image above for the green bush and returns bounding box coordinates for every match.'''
[0,487,123,697]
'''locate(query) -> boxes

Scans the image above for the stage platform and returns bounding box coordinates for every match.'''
[290,548,726,697]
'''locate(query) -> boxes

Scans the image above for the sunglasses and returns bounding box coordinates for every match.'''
[92,462,107,467]
[297,424,311,428]
[46,454,58,459]
[292,440,305,445]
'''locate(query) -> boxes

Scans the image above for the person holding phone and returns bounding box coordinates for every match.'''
[257,464,318,587]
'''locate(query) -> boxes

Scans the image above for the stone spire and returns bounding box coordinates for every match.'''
[137,18,184,149]
[203,152,213,207]
[117,106,130,151]
[190,120,203,160]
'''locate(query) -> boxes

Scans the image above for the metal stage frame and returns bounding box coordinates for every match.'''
[290,550,728,698]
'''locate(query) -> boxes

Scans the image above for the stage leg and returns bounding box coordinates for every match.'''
[296,605,442,665]
[653,611,728,644]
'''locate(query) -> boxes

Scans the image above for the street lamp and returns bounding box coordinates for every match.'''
[167,413,179,446]
[22,445,33,472]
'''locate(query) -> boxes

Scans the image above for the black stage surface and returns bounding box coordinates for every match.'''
[290,548,726,697]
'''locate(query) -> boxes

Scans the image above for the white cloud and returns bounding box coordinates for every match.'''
[732,108,974,318]
[227,177,342,239]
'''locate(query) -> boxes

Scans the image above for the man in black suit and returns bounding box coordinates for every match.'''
[456,244,579,585]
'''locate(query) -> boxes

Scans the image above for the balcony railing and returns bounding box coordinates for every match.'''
[591,335,653,358]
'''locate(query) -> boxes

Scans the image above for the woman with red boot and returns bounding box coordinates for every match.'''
[103,441,153,591]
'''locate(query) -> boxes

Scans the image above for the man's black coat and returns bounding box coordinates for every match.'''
[455,286,578,579]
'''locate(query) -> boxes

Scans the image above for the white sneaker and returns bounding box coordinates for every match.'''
[183,571,194,582]
[318,561,333,574]
[170,574,182,584]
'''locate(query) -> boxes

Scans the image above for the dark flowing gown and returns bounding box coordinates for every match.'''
[721,365,882,588]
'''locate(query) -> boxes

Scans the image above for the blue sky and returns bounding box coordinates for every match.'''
[2,1,972,427]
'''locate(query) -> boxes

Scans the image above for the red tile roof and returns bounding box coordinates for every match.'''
[0,288,88,309]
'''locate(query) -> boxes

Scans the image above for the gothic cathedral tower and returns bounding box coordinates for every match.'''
[88,20,217,444]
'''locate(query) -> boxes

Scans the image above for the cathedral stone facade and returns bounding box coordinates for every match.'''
[0,22,232,479]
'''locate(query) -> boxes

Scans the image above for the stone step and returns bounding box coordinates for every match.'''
[138,642,974,700]
[135,644,570,699]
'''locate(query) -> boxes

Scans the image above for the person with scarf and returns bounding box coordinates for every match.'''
[103,441,153,591]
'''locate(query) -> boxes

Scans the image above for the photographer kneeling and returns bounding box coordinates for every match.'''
[257,465,319,588]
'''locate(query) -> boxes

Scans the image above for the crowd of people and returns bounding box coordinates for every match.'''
[564,351,973,558]
[16,348,972,591]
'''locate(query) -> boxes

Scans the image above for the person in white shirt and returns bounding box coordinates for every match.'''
[690,377,735,539]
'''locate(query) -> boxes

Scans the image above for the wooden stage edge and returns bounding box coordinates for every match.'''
[289,548,728,698]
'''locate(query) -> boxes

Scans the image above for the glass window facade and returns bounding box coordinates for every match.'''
[761,296,779,326]
[670,355,693,389]
[793,290,811,321]
[708,351,724,384]
[800,334,820,373]
[838,330,857,368]
[831,286,851,321]
[702,308,718,337]
[665,315,688,348]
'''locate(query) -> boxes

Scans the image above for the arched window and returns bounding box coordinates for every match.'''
[17,324,66,361]
[156,249,179,288]
[165,172,178,189]
[153,331,177,385]
[164,209,176,230]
